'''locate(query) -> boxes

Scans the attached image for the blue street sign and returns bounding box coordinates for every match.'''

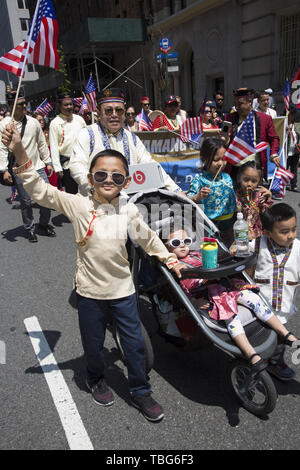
[157,52,178,61]
[159,37,172,53]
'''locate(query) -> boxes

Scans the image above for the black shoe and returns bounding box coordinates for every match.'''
[38,224,56,237]
[28,229,38,243]
[291,188,300,193]
[86,378,114,407]
[131,393,164,422]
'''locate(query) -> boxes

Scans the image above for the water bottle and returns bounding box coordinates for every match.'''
[233,212,249,257]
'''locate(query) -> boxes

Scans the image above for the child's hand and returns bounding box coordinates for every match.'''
[172,263,187,279]
[258,186,272,202]
[229,242,237,256]
[198,186,210,200]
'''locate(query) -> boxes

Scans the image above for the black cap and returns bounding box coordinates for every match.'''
[7,89,25,103]
[98,88,125,104]
[233,87,254,97]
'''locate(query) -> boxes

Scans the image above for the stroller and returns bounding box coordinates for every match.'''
[114,189,279,416]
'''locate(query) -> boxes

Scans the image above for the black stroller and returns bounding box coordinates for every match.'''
[114,189,279,416]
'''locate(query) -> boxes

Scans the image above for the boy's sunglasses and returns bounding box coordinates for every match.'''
[166,237,193,248]
[90,171,127,186]
[103,107,125,116]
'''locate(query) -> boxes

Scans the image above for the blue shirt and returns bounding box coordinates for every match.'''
[187,171,237,220]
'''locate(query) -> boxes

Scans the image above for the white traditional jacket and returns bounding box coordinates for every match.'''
[251,235,300,323]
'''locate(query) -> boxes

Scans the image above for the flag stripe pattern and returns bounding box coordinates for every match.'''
[34,99,53,115]
[179,117,203,142]
[85,76,97,112]
[224,110,257,165]
[283,79,290,112]
[270,165,294,198]
[0,0,59,78]
[139,109,153,131]
[152,114,175,131]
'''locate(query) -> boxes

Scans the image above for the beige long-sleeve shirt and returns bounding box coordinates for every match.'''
[0,116,51,172]
[49,113,86,173]
[69,124,180,195]
[17,162,179,300]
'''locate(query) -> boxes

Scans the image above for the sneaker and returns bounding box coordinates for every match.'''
[267,362,296,381]
[131,393,164,422]
[86,378,114,406]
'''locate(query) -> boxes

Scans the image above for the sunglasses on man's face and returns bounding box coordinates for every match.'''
[103,107,125,116]
[166,237,193,248]
[91,170,127,186]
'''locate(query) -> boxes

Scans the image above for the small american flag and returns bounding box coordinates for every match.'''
[283,79,290,112]
[34,99,53,116]
[0,0,59,77]
[139,109,153,131]
[224,110,257,165]
[73,97,84,107]
[79,98,89,115]
[270,165,294,198]
[85,75,97,112]
[179,117,203,143]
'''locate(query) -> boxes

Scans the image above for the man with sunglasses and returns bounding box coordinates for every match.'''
[69,88,181,195]
[136,96,152,127]
[0,91,55,242]
[49,93,86,194]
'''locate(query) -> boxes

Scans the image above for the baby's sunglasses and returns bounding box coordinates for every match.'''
[90,170,127,186]
[166,237,193,248]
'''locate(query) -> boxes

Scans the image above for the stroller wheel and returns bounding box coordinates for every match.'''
[229,360,278,416]
[112,321,154,374]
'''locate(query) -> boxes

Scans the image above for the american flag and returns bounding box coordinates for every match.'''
[152,113,174,131]
[270,165,294,198]
[0,0,59,77]
[179,117,203,143]
[139,109,153,131]
[79,98,89,115]
[73,97,84,107]
[34,98,53,116]
[283,79,290,112]
[85,75,97,112]
[224,110,257,165]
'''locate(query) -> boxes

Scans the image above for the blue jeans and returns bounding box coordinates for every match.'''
[77,293,151,396]
[13,167,51,231]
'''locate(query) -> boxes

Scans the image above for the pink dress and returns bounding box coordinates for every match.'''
[236,189,273,240]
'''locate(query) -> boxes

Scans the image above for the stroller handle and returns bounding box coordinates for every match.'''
[180,253,257,280]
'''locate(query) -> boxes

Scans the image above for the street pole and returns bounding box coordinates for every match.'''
[165,52,168,94]
[92,46,100,92]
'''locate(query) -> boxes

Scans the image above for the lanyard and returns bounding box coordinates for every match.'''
[98,123,131,164]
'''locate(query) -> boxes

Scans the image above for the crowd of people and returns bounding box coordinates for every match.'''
[0,84,300,423]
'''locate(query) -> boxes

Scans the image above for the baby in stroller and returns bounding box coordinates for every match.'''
[163,224,299,372]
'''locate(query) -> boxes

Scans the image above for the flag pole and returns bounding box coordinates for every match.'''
[10,0,41,122]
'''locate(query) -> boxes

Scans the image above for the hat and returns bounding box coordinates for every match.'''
[140,96,150,104]
[264,88,273,95]
[233,87,254,98]
[165,95,178,105]
[7,89,25,103]
[98,88,125,104]
[57,92,75,102]
[206,100,216,108]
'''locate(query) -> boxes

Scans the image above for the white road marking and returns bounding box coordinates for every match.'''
[24,316,94,450]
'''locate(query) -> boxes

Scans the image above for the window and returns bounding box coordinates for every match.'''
[17,0,28,9]
[280,14,300,84]
[20,18,30,31]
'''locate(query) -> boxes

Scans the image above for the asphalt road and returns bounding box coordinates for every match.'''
[1,181,300,452]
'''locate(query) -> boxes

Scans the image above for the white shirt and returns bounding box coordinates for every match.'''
[0,115,51,172]
[257,107,277,118]
[49,113,86,173]
[69,124,180,195]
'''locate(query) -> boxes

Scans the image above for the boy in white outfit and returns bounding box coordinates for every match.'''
[250,203,300,380]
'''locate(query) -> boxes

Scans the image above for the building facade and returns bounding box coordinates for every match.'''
[14,0,300,114]
[0,0,39,101]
